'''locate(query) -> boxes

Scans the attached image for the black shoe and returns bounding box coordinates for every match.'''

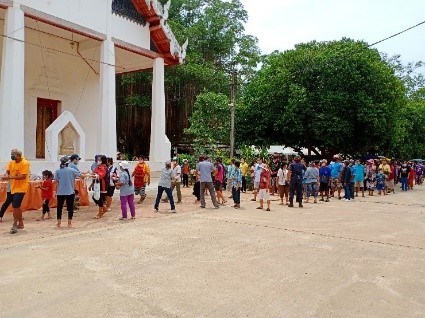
[299,203,303,208]
[200,206,205,208]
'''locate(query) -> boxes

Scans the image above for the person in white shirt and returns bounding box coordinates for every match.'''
[277,162,289,205]
[251,157,263,202]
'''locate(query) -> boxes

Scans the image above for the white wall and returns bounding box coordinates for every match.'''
[15,0,151,49]
[24,27,100,160]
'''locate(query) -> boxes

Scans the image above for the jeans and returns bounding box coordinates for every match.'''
[306,182,318,198]
[154,186,175,210]
[200,182,219,208]
[232,186,240,204]
[350,182,355,199]
[401,177,408,191]
[289,179,303,202]
[57,194,75,220]
[343,184,351,199]
[120,194,135,218]
[0,192,12,218]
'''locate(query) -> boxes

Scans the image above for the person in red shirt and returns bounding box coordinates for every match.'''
[257,164,271,211]
[36,170,54,221]
[93,155,108,219]
[408,163,415,190]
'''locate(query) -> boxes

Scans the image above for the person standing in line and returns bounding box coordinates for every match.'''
[230,161,242,209]
[92,155,108,219]
[197,155,220,209]
[277,162,289,205]
[115,161,136,220]
[163,158,182,203]
[35,170,54,221]
[213,158,226,205]
[319,160,331,202]
[257,164,271,211]
[251,157,263,202]
[132,156,151,204]
[376,168,387,195]
[1,149,30,233]
[399,162,410,191]
[353,159,365,197]
[181,159,190,187]
[240,158,249,193]
[304,162,319,204]
[269,154,281,196]
[226,159,235,198]
[329,156,343,200]
[55,156,80,227]
[366,159,377,196]
[287,156,306,208]
[341,160,352,202]
[154,161,176,213]
[106,157,118,211]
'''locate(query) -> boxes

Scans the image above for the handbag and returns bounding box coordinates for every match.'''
[93,182,100,200]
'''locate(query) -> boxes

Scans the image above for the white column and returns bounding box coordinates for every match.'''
[0,5,25,161]
[149,57,171,170]
[97,38,117,158]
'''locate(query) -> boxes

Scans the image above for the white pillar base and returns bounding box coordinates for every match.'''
[149,58,171,171]
[0,5,25,160]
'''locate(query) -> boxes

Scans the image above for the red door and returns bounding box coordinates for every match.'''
[36,98,59,158]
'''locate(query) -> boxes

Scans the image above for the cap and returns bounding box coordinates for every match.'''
[70,154,81,161]
[119,161,130,170]
[172,157,178,161]
[60,156,70,164]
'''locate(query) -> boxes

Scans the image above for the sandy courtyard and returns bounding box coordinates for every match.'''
[0,185,424,317]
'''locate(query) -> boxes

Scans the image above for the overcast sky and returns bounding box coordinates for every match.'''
[240,0,425,63]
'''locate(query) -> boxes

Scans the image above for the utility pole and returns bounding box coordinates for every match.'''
[230,68,236,157]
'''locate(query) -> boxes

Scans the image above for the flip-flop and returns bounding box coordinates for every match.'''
[36,219,44,222]
[92,216,101,219]
[256,207,263,209]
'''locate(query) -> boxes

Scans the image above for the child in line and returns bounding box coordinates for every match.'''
[36,170,53,221]
[376,168,386,196]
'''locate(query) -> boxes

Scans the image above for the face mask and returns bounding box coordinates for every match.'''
[11,155,16,160]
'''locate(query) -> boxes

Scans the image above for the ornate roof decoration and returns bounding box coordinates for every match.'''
[131,0,188,65]
[112,0,147,26]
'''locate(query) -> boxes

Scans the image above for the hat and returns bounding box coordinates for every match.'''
[172,157,178,161]
[70,154,81,161]
[119,161,130,170]
[60,156,70,164]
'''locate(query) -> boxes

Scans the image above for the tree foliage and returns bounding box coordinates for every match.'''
[237,39,407,157]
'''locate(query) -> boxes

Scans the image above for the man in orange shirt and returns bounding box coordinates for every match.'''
[1,149,30,234]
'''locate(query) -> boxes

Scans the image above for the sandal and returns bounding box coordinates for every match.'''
[256,207,263,209]
[92,215,101,219]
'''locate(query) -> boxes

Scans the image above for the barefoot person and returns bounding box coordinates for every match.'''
[54,156,80,227]
[2,149,30,234]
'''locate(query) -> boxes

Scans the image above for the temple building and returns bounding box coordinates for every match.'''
[0,0,186,170]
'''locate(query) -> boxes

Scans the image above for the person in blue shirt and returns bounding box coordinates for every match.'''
[329,156,343,200]
[319,160,331,202]
[349,160,355,200]
[54,156,81,227]
[376,168,387,195]
[353,160,365,197]
[230,161,242,209]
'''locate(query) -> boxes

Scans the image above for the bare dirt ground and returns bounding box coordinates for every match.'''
[0,184,424,318]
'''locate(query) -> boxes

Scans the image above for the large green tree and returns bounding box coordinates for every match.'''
[116,0,260,157]
[237,39,407,157]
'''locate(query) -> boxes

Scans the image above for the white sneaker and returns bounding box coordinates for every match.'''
[171,210,176,213]
[344,199,350,202]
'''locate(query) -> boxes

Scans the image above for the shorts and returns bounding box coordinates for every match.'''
[11,193,25,208]
[254,182,260,190]
[135,186,146,197]
[331,177,341,189]
[258,188,269,201]
[214,181,223,191]
[107,185,115,197]
[376,183,385,191]
[278,184,288,198]
[354,181,364,188]
[319,182,329,192]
